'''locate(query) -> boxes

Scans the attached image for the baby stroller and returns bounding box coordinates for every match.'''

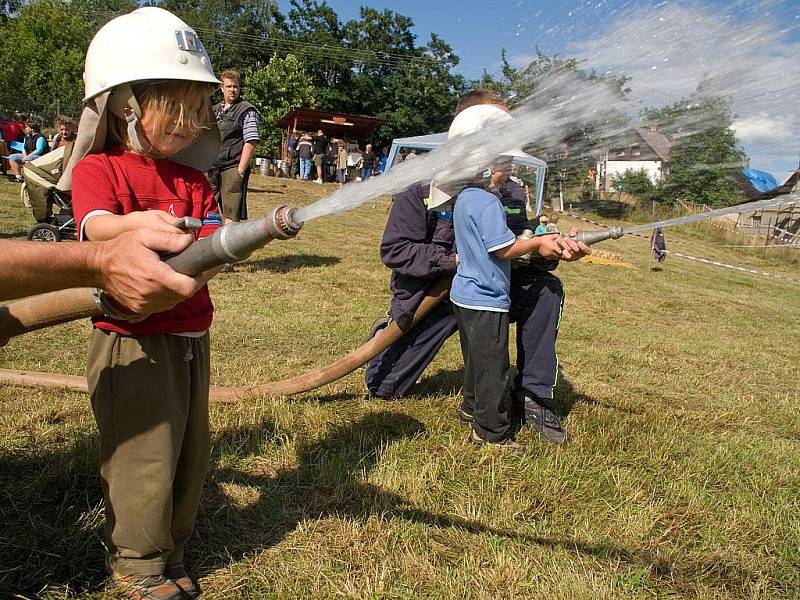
[20,143,77,242]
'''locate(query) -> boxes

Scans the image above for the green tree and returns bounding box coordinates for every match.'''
[611,168,655,197]
[285,3,464,145]
[159,0,283,73]
[644,92,746,207]
[241,54,316,156]
[0,0,133,120]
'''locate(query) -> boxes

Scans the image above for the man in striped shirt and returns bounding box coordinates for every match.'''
[209,68,261,225]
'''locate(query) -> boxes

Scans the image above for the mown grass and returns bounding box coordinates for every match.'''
[1,174,798,599]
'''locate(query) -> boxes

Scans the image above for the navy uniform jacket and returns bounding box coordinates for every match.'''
[501,179,559,279]
[380,180,555,329]
[380,182,457,330]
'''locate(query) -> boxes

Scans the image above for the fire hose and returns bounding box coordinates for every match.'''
[0,206,302,345]
[0,225,619,401]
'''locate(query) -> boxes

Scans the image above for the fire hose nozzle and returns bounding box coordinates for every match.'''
[572,226,624,246]
[267,205,303,240]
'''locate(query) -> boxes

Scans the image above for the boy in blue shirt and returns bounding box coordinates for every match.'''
[439,105,580,453]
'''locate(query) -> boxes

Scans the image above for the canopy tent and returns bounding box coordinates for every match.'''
[385,132,548,215]
[276,108,383,160]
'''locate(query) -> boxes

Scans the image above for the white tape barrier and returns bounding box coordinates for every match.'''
[667,251,799,283]
[556,209,798,283]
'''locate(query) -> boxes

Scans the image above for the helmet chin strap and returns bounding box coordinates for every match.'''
[108,83,160,157]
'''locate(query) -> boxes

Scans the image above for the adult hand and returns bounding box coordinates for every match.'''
[94,229,205,316]
[555,227,591,261]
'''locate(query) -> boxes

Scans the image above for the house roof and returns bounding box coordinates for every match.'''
[633,127,673,162]
[276,108,384,140]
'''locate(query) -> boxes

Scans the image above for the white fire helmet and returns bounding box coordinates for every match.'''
[83,6,219,101]
[428,104,530,210]
[57,7,221,192]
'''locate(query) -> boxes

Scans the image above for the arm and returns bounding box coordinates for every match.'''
[84,210,184,241]
[380,185,457,278]
[238,108,260,174]
[238,141,257,175]
[494,231,590,261]
[0,231,204,312]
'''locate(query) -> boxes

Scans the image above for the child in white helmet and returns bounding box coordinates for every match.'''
[68,8,221,599]
[429,104,584,454]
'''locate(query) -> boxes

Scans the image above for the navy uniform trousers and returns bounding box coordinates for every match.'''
[365,270,564,400]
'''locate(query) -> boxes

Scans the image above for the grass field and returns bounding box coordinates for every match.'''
[1,174,798,599]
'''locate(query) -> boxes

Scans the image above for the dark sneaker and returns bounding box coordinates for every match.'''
[457,405,474,426]
[469,429,526,456]
[165,567,201,599]
[524,395,567,444]
[106,574,183,600]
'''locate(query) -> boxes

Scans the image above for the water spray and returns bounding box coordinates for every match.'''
[0,206,303,345]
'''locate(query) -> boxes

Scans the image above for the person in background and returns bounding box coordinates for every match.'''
[534,214,550,234]
[360,143,377,181]
[297,132,313,181]
[1,112,26,147]
[208,68,260,225]
[311,128,328,183]
[286,130,299,178]
[546,213,560,232]
[325,138,338,182]
[336,139,348,185]
[378,146,389,174]
[8,121,48,182]
[51,117,77,149]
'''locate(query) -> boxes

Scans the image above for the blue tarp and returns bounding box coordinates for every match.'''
[742,168,779,194]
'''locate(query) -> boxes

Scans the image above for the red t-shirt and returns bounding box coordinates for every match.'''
[72,147,221,336]
[0,120,24,143]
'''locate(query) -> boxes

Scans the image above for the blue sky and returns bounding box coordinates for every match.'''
[278,1,800,180]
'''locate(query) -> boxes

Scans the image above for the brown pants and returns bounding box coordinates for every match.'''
[209,166,249,221]
[87,329,211,577]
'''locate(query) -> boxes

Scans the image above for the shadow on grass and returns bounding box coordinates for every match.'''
[247,186,287,194]
[243,253,340,273]
[192,410,541,576]
[566,197,633,220]
[413,367,462,397]
[192,410,760,595]
[0,432,106,596]
[0,409,760,597]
